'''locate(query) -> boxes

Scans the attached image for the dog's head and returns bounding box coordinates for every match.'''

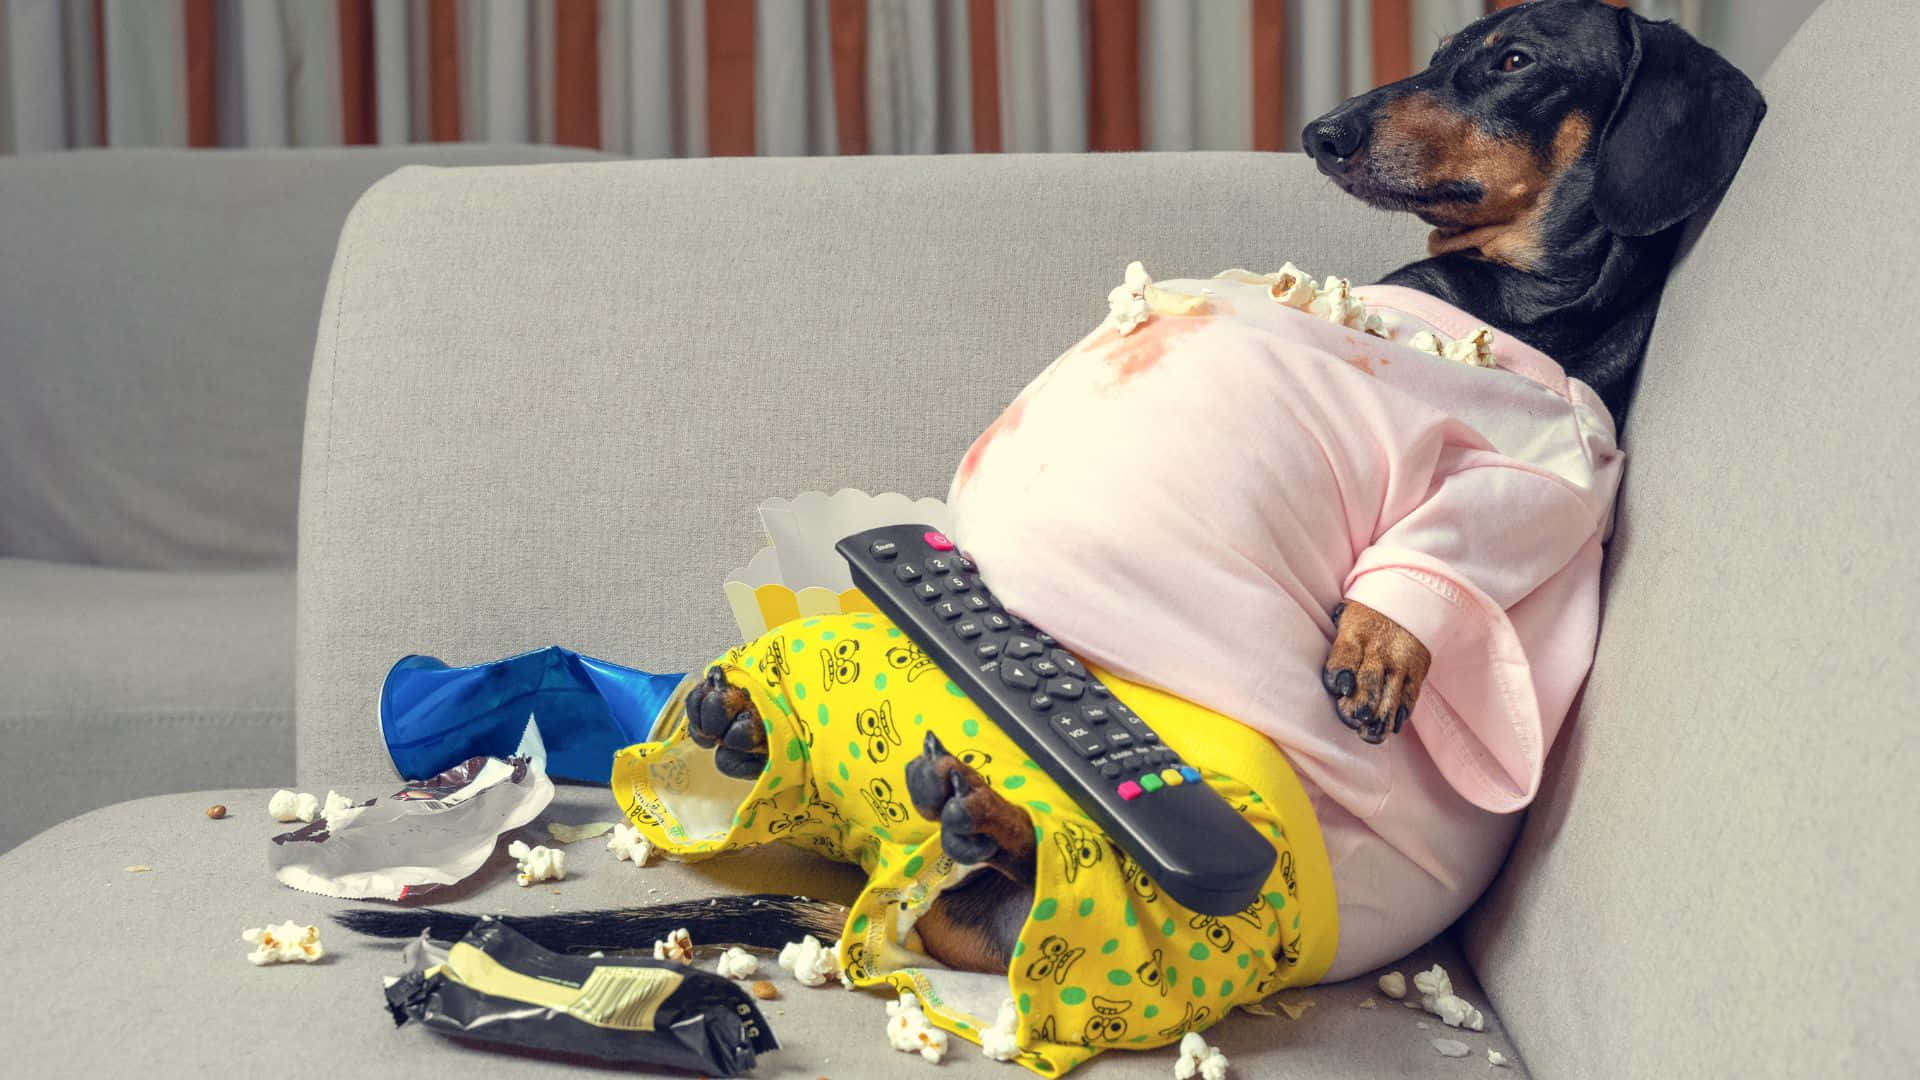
[1302,0,1764,270]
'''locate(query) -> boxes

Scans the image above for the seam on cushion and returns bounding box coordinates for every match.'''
[0,708,291,726]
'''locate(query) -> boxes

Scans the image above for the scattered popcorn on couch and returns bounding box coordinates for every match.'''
[777,933,839,987]
[242,921,323,965]
[1413,963,1486,1031]
[606,823,653,866]
[979,998,1022,1062]
[1489,1048,1512,1068]
[652,927,693,965]
[506,840,565,886]
[1174,1031,1229,1080]
[267,789,319,823]
[1378,971,1408,999]
[1106,261,1154,335]
[885,991,949,1063]
[714,945,758,980]
[322,790,362,821]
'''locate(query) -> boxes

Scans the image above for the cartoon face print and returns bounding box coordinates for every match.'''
[761,637,791,687]
[1118,852,1159,904]
[624,793,662,828]
[1023,935,1085,985]
[1155,1000,1212,1039]
[1081,996,1132,1043]
[860,777,910,825]
[1279,929,1302,967]
[844,941,871,982]
[652,756,690,791]
[885,643,939,682]
[1032,1015,1060,1043]
[1134,948,1168,997]
[854,700,902,762]
[955,747,993,771]
[1188,914,1237,954]
[765,808,810,837]
[1280,850,1297,898]
[1052,820,1104,884]
[1233,892,1267,929]
[821,640,861,690]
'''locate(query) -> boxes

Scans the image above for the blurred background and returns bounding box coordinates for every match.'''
[0,0,1824,158]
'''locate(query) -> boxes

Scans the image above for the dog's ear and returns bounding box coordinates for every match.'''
[1593,10,1767,238]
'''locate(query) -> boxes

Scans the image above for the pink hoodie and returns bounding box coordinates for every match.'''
[947,276,1622,981]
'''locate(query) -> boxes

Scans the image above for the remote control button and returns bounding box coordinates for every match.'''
[975,642,1000,659]
[933,600,963,620]
[1117,780,1143,801]
[869,540,900,560]
[945,574,971,593]
[924,531,954,551]
[1081,705,1110,724]
[925,556,953,574]
[1006,638,1043,659]
[1046,677,1085,700]
[958,554,975,571]
[1069,730,1106,757]
[983,613,1012,632]
[1050,651,1086,678]
[1138,774,1164,793]
[1035,632,1058,647]
[895,562,922,582]
[1109,748,1138,772]
[1089,683,1111,698]
[954,619,983,639]
[1159,768,1184,787]
[1050,714,1079,736]
[915,582,941,601]
[1000,662,1039,690]
[1032,659,1061,678]
[1030,692,1054,711]
[1105,730,1134,749]
[1097,758,1121,779]
[964,594,992,612]
[1179,766,1202,784]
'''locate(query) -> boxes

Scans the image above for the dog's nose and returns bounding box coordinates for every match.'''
[1302,109,1371,173]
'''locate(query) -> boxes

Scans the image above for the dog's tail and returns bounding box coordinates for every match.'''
[333,893,846,954]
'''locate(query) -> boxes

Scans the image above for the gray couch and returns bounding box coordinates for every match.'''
[0,145,607,854]
[2,0,1910,1075]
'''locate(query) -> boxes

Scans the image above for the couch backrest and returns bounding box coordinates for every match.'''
[294,150,1428,787]
[1462,0,1917,1075]
[0,145,608,570]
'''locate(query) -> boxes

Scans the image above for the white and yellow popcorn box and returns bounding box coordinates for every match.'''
[721,489,954,642]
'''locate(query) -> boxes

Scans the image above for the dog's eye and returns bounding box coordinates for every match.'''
[1497,50,1533,73]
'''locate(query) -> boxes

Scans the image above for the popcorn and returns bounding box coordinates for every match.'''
[979,998,1022,1062]
[652,927,693,965]
[1408,331,1446,356]
[1145,282,1212,317]
[1106,261,1154,336]
[1413,963,1485,1031]
[1432,1038,1472,1058]
[242,921,323,965]
[1377,971,1408,999]
[885,991,949,1063]
[322,790,362,820]
[1363,312,1387,338]
[1443,327,1499,368]
[777,933,839,987]
[1309,276,1368,329]
[607,824,653,866]
[268,789,319,823]
[714,946,759,980]
[507,840,565,886]
[1489,1049,1511,1068]
[1174,1030,1229,1080]
[1267,263,1318,308]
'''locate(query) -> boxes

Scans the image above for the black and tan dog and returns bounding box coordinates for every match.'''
[343,0,1764,978]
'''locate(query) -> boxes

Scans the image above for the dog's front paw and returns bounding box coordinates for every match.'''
[1322,600,1431,745]
[904,732,1035,883]
[686,667,769,779]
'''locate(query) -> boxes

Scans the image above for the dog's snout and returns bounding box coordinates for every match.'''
[1303,109,1371,174]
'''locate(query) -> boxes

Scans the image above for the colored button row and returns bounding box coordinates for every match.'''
[1118,765,1203,801]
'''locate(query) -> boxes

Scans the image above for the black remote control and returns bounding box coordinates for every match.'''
[836,524,1275,916]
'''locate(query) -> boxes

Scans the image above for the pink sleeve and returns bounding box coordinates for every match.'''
[1341,450,1611,813]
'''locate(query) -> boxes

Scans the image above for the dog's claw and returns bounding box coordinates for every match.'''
[684,667,768,774]
[904,730,1035,883]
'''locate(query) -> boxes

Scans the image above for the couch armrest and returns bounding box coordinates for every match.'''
[295,151,1428,787]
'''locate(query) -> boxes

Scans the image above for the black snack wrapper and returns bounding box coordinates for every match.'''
[383,917,777,1075]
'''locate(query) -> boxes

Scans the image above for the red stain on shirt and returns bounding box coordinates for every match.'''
[1088,315,1212,391]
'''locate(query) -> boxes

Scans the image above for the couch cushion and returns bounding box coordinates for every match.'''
[294,149,1430,789]
[0,145,611,570]
[0,786,1529,1077]
[1462,0,1918,1076]
[0,559,294,852]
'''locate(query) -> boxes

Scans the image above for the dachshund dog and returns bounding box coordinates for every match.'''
[343,0,1765,988]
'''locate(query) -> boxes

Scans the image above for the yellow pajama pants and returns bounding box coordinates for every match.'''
[611,612,1336,1076]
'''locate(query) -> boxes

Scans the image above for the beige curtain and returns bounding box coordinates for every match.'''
[0,0,1733,157]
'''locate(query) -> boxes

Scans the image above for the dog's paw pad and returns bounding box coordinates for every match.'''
[686,667,768,778]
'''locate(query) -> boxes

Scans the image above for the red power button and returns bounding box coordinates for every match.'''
[923,531,955,551]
